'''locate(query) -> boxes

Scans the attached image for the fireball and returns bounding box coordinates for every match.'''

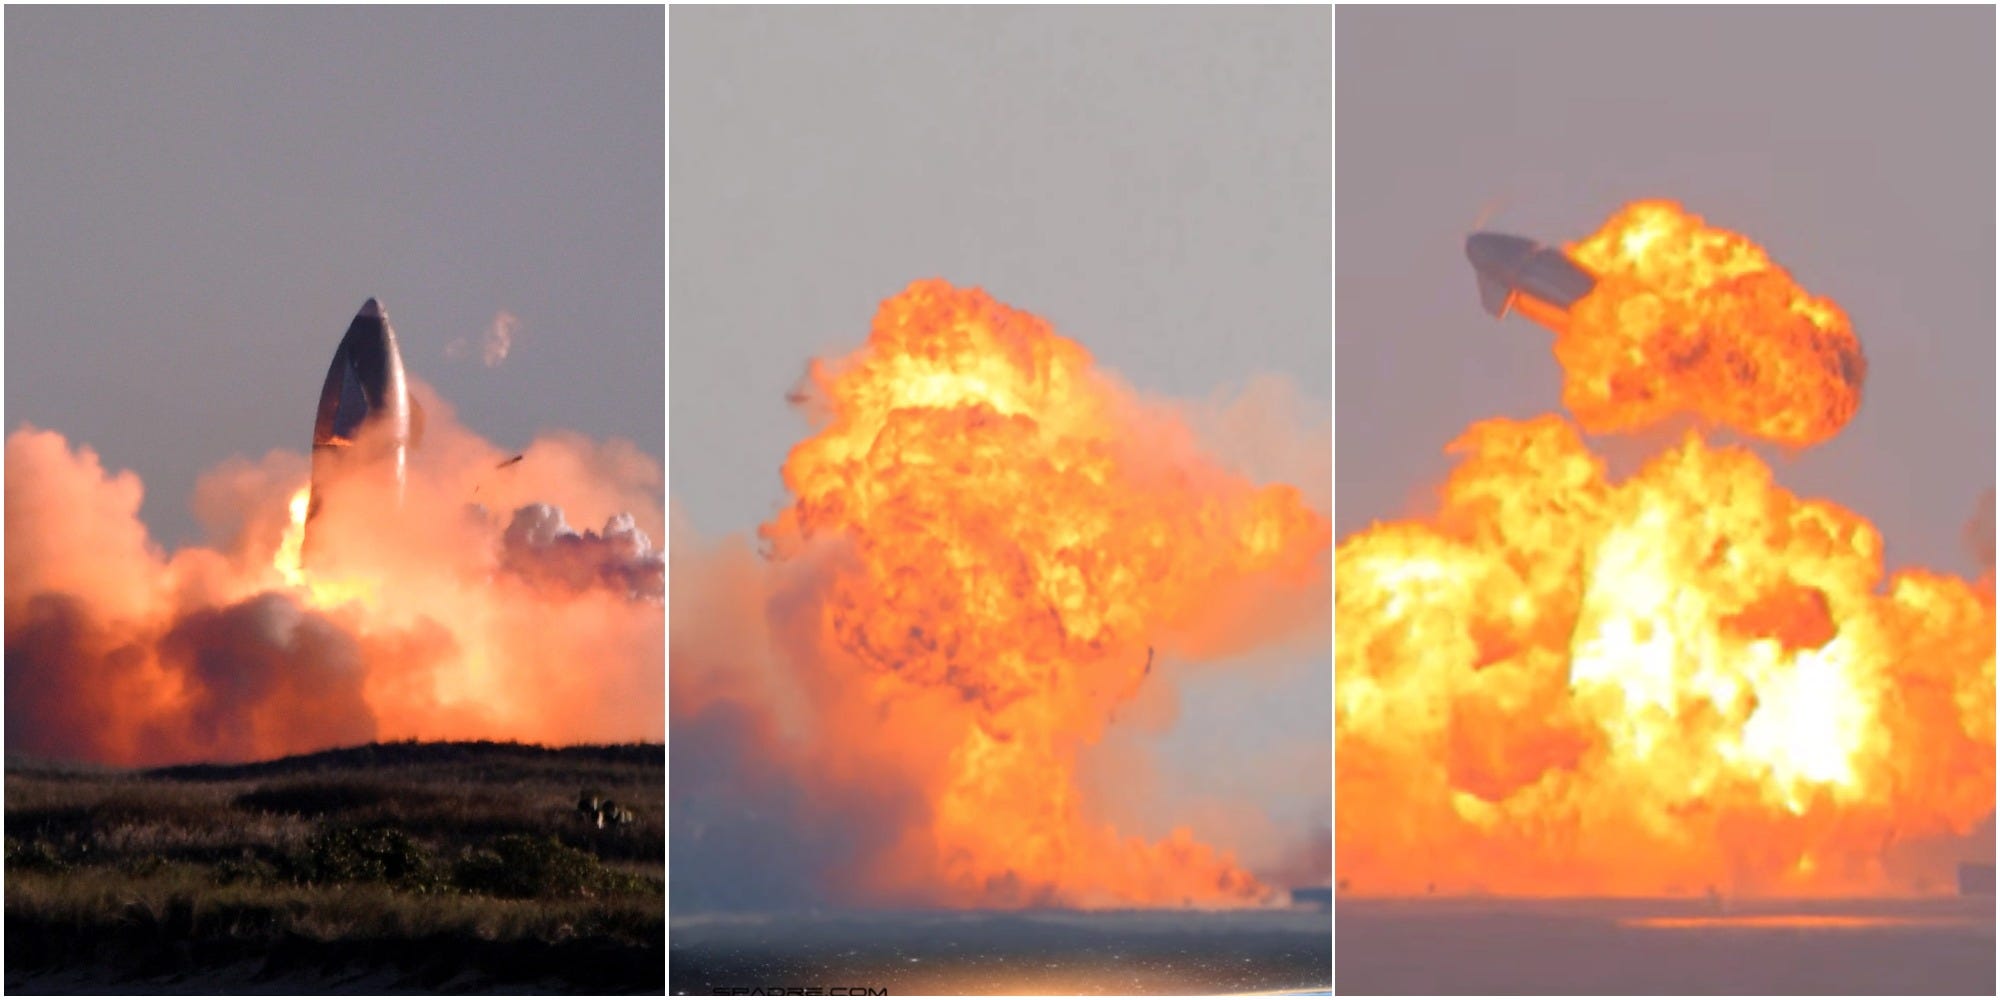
[1560,200,1867,447]
[759,279,1331,907]
[1336,202,1992,897]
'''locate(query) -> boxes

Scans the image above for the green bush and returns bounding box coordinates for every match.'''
[293,826,446,893]
[214,852,281,886]
[453,834,639,900]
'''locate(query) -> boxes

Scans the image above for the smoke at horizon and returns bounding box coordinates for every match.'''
[5,378,664,767]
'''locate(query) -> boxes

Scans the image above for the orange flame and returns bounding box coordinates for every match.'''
[274,486,310,587]
[1337,203,1990,898]
[271,485,380,610]
[757,280,1330,907]
[1558,200,1867,446]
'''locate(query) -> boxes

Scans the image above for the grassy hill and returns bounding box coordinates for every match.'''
[5,740,663,994]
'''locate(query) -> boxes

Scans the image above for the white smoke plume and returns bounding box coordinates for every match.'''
[5,379,662,767]
[446,310,518,368]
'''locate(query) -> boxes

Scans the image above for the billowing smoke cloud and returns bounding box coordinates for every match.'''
[1177,373,1333,515]
[670,513,872,910]
[670,469,1332,912]
[446,310,518,368]
[504,505,664,600]
[4,379,662,767]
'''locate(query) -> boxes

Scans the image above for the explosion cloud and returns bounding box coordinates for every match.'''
[1559,200,1867,447]
[5,383,664,767]
[1336,202,1993,897]
[672,280,1331,909]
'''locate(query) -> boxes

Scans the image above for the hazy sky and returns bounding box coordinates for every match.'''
[1338,7,1995,578]
[671,6,1330,538]
[7,7,664,548]
[670,6,1331,846]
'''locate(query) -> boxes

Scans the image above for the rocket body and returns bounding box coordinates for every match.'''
[305,298,423,559]
[1464,232,1597,333]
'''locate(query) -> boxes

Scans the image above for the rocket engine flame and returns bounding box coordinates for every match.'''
[276,486,310,588]
[675,280,1331,909]
[1557,200,1868,447]
[1337,202,1992,898]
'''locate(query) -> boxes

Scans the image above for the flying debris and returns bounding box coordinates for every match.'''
[306,298,425,558]
[470,454,526,502]
[1464,231,1597,332]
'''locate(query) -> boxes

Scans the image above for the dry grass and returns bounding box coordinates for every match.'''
[6,868,662,943]
[5,741,663,991]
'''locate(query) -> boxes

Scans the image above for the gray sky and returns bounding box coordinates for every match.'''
[1337,7,1995,577]
[670,7,1331,842]
[7,7,664,548]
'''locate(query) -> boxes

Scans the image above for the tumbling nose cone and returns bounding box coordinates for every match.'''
[1465,231,1597,324]
[1465,232,1539,276]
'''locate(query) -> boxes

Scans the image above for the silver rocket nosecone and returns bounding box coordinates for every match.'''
[305,298,425,553]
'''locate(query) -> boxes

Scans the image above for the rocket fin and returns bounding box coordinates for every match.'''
[1477,273,1515,318]
[409,395,426,451]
